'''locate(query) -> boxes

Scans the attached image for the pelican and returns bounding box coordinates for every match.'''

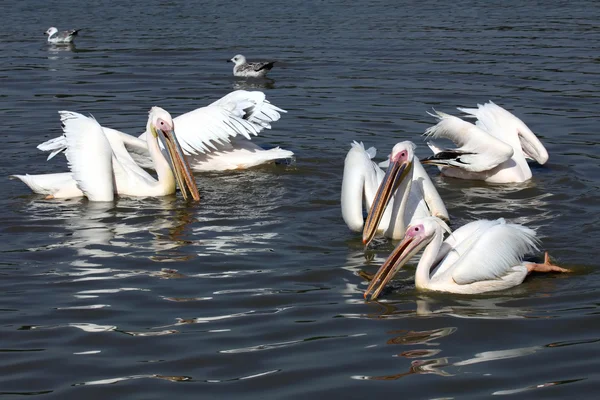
[45,27,80,44]
[228,55,275,78]
[37,90,293,172]
[364,217,569,300]
[341,141,448,245]
[12,107,200,202]
[421,101,548,183]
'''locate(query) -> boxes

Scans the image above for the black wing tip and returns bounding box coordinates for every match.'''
[424,150,474,161]
[257,61,276,71]
[421,150,476,166]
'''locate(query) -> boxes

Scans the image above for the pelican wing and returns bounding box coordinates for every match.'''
[449,219,539,285]
[209,90,286,130]
[341,141,383,232]
[60,111,114,201]
[10,172,82,197]
[166,105,263,155]
[38,125,147,162]
[459,101,548,165]
[37,136,68,160]
[413,158,449,220]
[40,91,287,163]
[424,110,514,172]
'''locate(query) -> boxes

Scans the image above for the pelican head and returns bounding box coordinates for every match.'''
[362,141,416,246]
[149,107,200,201]
[45,27,58,36]
[364,217,447,300]
[228,54,247,65]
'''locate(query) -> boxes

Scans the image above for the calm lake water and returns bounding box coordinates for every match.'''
[1,0,599,398]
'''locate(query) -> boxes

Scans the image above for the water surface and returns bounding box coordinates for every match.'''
[1,1,599,398]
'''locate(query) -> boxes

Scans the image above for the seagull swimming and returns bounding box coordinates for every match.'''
[228,54,275,78]
[45,27,80,44]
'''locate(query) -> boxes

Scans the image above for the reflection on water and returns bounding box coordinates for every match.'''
[23,197,197,261]
[492,378,585,396]
[205,369,280,383]
[353,358,451,381]
[232,78,276,91]
[219,332,365,354]
[73,374,192,386]
[385,327,457,346]
[362,297,535,321]
[454,346,541,366]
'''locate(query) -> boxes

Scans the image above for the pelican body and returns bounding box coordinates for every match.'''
[12,108,199,202]
[341,141,448,244]
[364,217,569,300]
[422,102,548,183]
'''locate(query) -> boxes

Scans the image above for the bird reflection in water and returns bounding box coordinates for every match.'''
[353,358,451,381]
[362,296,533,321]
[232,79,275,91]
[47,43,77,64]
[385,326,457,346]
[73,374,191,387]
[20,196,201,289]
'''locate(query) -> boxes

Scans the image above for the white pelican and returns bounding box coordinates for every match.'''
[341,141,448,245]
[421,101,549,183]
[228,55,275,78]
[12,107,199,202]
[45,27,80,44]
[364,217,569,300]
[37,90,293,172]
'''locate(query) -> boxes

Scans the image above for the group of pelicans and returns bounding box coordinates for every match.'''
[12,90,569,299]
[24,29,570,298]
[341,101,569,299]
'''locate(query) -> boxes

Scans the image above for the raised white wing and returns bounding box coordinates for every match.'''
[39,91,287,163]
[424,110,514,172]
[37,136,68,160]
[209,90,286,129]
[459,101,548,165]
[449,219,540,285]
[169,90,287,155]
[341,141,384,232]
[166,105,261,155]
[60,111,114,201]
[413,157,448,221]
[38,124,147,162]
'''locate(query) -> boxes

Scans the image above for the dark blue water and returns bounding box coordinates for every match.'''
[1,1,599,398]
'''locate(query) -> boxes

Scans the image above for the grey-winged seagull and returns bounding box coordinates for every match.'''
[228,54,275,78]
[45,27,80,44]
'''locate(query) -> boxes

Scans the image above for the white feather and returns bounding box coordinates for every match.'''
[37,90,290,172]
[448,220,539,284]
[424,110,514,172]
[60,111,115,201]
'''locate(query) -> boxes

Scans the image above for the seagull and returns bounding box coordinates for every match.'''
[45,27,81,44]
[228,54,275,78]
